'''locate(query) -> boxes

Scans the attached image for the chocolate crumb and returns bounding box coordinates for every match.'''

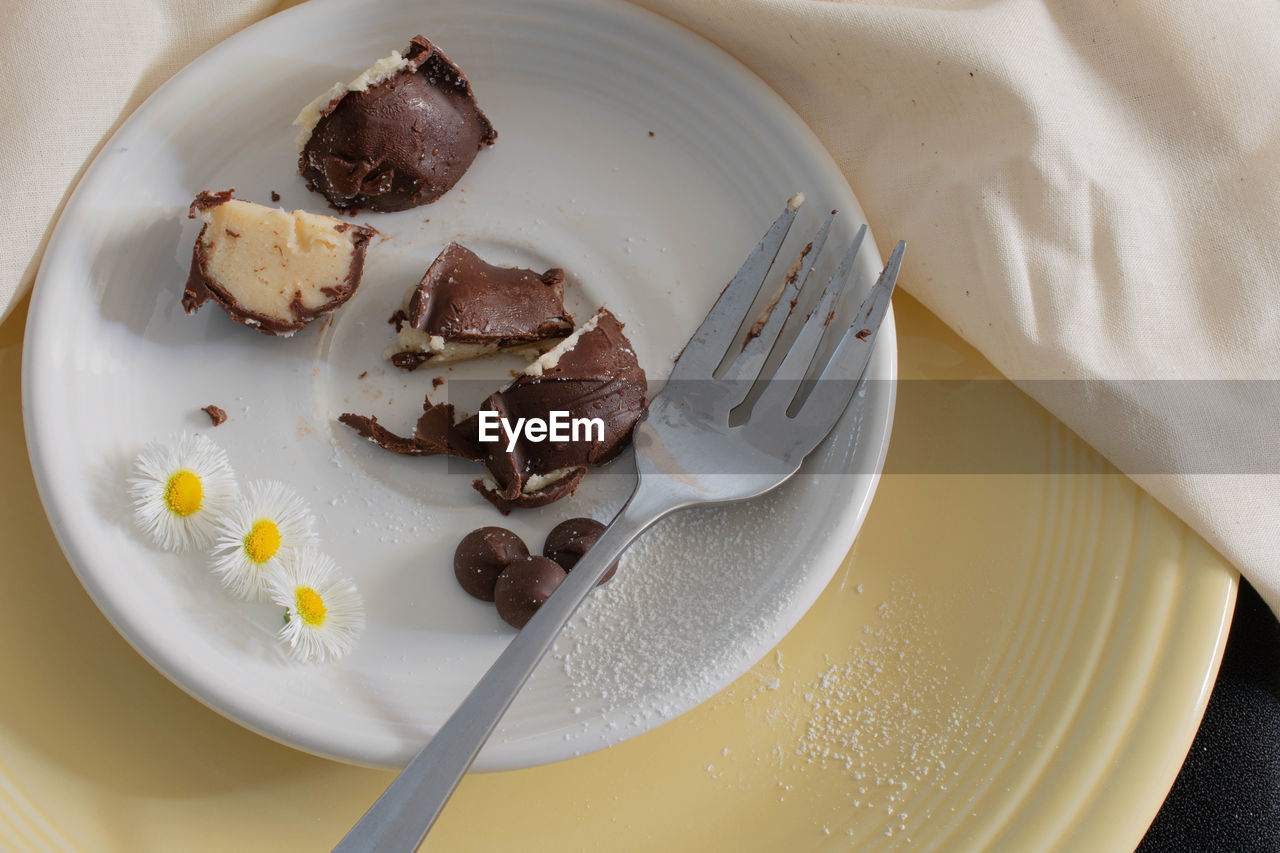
[358,370,368,379]
[201,405,227,426]
[648,131,655,137]
[855,329,872,340]
[270,191,281,203]
[432,376,445,389]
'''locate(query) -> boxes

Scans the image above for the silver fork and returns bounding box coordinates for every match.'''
[334,199,904,853]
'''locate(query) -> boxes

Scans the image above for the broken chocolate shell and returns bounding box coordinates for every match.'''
[338,397,480,459]
[465,308,647,512]
[386,243,573,370]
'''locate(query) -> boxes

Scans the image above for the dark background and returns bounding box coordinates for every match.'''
[1139,579,1280,852]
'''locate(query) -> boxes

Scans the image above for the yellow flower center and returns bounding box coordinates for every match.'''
[243,519,282,564]
[295,587,327,626]
[164,470,203,517]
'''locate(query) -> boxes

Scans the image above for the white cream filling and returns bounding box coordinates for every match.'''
[479,468,575,497]
[383,327,445,358]
[198,199,356,322]
[383,332,505,365]
[293,51,412,151]
[524,312,601,377]
[521,467,576,494]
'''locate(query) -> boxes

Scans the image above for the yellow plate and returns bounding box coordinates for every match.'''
[2,289,1234,851]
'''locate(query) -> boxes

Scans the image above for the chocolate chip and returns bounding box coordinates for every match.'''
[544,517,617,584]
[453,526,528,601]
[494,556,566,629]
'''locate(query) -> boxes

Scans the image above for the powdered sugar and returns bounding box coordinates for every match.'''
[552,482,815,728]
[694,585,995,843]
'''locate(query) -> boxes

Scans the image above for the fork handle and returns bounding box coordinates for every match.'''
[333,481,678,853]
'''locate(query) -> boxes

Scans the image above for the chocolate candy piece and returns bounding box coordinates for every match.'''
[465,308,648,512]
[494,556,567,629]
[453,527,528,602]
[182,190,374,337]
[386,243,573,370]
[544,517,616,584]
[296,36,496,212]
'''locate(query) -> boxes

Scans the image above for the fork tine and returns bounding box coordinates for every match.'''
[719,213,842,392]
[748,230,866,417]
[790,241,904,441]
[669,197,801,381]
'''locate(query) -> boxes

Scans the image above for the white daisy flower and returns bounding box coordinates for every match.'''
[128,433,238,552]
[210,480,318,601]
[267,546,365,664]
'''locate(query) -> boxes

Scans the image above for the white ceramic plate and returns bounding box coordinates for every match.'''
[23,0,894,770]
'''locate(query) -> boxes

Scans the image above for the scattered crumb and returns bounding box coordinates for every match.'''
[358,370,368,380]
[432,376,444,389]
[648,131,655,137]
[201,404,227,426]
[270,191,281,203]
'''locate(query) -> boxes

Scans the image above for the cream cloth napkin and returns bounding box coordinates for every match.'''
[0,0,275,313]
[7,1,1279,609]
